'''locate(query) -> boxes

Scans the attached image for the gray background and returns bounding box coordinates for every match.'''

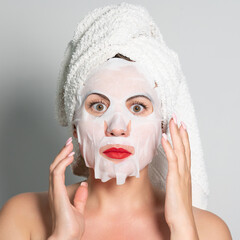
[0,0,239,238]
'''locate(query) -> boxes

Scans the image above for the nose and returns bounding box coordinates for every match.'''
[104,122,131,137]
[104,112,131,137]
[107,128,127,137]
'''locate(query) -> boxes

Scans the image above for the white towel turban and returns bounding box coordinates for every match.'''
[55,2,210,209]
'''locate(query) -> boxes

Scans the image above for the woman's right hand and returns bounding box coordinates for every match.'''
[48,137,88,240]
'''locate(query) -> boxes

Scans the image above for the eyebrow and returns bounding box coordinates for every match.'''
[87,92,110,102]
[126,94,152,102]
[87,92,152,102]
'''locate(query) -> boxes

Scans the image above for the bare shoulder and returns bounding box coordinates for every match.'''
[193,206,232,240]
[0,183,82,240]
[0,191,46,239]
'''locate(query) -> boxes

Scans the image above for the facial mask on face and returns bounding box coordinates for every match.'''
[72,58,163,185]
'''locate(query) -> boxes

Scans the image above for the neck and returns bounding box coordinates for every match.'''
[84,166,159,216]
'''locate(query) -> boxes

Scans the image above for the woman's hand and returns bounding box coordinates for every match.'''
[48,137,88,240]
[161,114,199,240]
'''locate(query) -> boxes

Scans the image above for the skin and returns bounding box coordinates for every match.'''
[0,95,232,239]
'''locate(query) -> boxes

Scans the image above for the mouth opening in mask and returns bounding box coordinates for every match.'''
[100,144,135,162]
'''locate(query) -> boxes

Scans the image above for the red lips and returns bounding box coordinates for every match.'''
[103,147,132,159]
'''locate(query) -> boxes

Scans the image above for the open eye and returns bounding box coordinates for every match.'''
[131,104,144,113]
[91,103,107,112]
[84,93,111,116]
[88,100,108,112]
[130,101,148,114]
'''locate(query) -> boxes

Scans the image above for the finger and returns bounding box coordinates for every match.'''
[73,182,89,214]
[49,137,74,172]
[169,114,186,174]
[179,121,191,170]
[49,138,73,193]
[48,138,73,203]
[47,142,73,230]
[48,149,74,216]
[51,153,75,208]
[161,133,179,174]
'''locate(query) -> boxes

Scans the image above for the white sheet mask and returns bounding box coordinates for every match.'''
[72,58,163,185]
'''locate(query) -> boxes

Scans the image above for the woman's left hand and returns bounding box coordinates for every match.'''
[161,113,199,240]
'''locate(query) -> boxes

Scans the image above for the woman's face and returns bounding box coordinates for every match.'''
[73,58,162,185]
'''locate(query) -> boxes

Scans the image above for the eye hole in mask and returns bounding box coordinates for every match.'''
[125,94,153,116]
[87,99,108,113]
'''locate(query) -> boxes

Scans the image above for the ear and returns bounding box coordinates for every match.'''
[161,120,167,134]
[72,124,78,139]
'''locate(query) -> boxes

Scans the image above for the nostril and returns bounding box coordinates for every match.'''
[121,133,125,135]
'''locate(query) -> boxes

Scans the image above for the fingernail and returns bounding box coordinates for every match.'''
[172,113,177,125]
[66,137,72,146]
[81,182,88,187]
[162,133,168,141]
[181,121,187,130]
[67,151,75,157]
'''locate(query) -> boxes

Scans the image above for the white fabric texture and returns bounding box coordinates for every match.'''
[55,2,210,209]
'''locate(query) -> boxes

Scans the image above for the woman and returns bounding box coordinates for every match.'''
[0,3,232,240]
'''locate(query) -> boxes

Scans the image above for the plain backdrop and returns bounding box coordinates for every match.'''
[0,0,239,238]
